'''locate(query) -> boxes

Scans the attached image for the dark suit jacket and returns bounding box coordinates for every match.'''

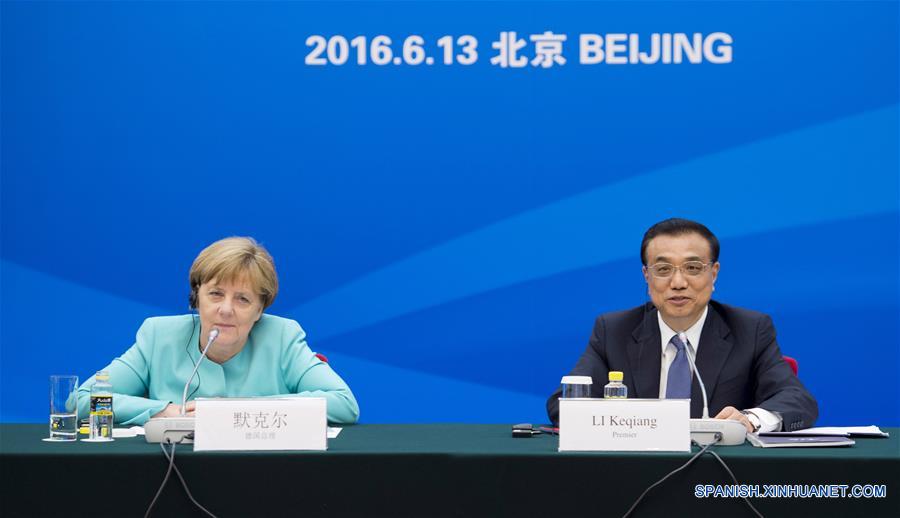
[547,301,818,430]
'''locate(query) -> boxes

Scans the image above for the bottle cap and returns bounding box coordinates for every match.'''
[608,371,624,382]
[95,370,110,381]
[561,375,592,385]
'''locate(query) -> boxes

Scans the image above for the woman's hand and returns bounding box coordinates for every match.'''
[152,401,196,418]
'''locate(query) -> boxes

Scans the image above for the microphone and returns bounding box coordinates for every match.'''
[145,327,220,444]
[180,328,219,416]
[679,331,747,445]
[679,332,710,419]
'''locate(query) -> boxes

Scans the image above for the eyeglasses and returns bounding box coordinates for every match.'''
[646,261,712,278]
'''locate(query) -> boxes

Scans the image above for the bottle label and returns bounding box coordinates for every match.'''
[90,395,113,416]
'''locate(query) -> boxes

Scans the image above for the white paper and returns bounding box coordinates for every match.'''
[327,427,342,439]
[767,425,888,437]
[112,426,145,438]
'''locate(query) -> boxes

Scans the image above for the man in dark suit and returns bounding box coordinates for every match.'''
[547,218,818,432]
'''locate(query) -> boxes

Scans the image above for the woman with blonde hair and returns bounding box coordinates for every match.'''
[77,237,359,425]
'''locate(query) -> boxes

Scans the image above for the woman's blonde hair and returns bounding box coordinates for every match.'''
[188,237,278,309]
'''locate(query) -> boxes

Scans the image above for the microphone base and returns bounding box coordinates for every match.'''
[145,417,195,444]
[690,418,747,446]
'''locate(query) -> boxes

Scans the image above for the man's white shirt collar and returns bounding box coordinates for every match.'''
[658,304,708,356]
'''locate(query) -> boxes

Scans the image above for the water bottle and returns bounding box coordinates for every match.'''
[603,371,627,399]
[89,371,114,441]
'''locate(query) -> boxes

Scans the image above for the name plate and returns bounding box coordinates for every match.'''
[194,397,327,451]
[559,398,690,452]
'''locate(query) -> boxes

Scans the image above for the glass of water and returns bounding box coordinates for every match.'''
[47,375,79,441]
[561,375,593,398]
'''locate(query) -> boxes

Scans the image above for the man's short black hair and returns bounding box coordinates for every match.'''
[640,218,720,265]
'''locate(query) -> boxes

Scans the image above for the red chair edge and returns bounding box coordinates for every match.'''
[783,355,798,375]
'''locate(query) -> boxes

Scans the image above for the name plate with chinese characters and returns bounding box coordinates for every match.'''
[558,398,690,452]
[194,397,327,451]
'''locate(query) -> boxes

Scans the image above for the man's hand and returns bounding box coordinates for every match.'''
[714,406,753,433]
[151,401,196,418]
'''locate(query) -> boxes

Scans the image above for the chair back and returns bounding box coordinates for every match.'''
[783,355,798,375]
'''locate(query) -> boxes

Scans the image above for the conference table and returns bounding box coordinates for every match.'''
[1,424,897,517]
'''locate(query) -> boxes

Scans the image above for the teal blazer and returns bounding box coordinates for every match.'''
[76,314,360,426]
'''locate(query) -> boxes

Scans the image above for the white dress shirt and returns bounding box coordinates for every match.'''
[656,306,782,432]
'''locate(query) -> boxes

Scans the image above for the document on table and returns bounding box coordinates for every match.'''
[748,434,855,448]
[113,426,146,438]
[113,426,342,439]
[761,425,888,438]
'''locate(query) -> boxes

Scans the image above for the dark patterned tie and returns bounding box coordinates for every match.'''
[666,334,692,399]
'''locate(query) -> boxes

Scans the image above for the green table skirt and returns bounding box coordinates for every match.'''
[2,424,897,517]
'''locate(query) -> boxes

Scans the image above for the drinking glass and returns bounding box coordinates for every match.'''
[47,375,79,441]
[561,375,593,398]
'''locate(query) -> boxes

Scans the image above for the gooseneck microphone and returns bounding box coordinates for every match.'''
[680,331,747,445]
[180,328,219,416]
[144,327,220,444]
[679,331,711,419]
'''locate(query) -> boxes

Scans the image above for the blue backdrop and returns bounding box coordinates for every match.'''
[2,1,898,426]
